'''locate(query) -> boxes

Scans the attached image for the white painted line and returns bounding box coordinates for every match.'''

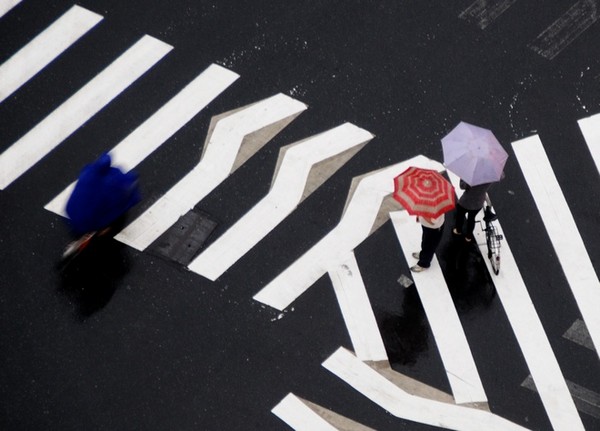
[45,63,239,217]
[114,93,305,250]
[563,319,595,351]
[459,0,518,30]
[328,252,388,362]
[0,5,103,104]
[323,347,529,430]
[0,35,172,190]
[188,123,372,280]
[0,0,21,18]
[448,169,585,430]
[578,113,600,176]
[513,136,600,360]
[529,0,599,60]
[390,210,487,405]
[272,393,338,431]
[253,155,445,311]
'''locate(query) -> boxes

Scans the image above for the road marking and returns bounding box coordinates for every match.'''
[322,347,528,430]
[448,169,584,430]
[0,0,21,18]
[188,123,372,280]
[0,5,103,104]
[563,319,595,351]
[578,112,600,175]
[271,394,339,431]
[328,252,388,362]
[529,0,599,60]
[0,35,172,189]
[390,210,487,405]
[513,136,600,361]
[459,0,518,29]
[253,155,445,311]
[522,375,600,420]
[45,63,239,217]
[114,93,305,250]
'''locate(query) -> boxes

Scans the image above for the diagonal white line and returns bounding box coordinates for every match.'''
[390,210,487,405]
[45,63,239,217]
[448,169,584,430]
[0,5,103,104]
[272,394,338,431]
[578,112,600,176]
[0,35,172,189]
[0,0,21,18]
[512,135,600,360]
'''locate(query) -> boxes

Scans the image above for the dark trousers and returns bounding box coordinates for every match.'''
[454,204,480,240]
[418,223,444,268]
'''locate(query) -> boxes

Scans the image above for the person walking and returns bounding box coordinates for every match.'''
[411,214,445,272]
[452,179,492,242]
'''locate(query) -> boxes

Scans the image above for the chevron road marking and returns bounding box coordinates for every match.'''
[448,170,584,430]
[45,63,239,217]
[578,112,600,175]
[0,35,172,189]
[328,252,388,363]
[272,394,339,431]
[253,155,445,311]
[0,0,21,18]
[391,209,487,405]
[513,136,600,361]
[188,122,372,280]
[323,347,528,431]
[0,5,103,104]
[113,93,305,250]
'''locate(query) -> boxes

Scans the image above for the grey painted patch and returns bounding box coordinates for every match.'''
[459,0,518,29]
[522,375,600,419]
[563,318,596,351]
[397,274,414,288]
[529,0,599,60]
[148,210,218,265]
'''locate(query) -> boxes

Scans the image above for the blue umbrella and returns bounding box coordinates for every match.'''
[66,153,141,236]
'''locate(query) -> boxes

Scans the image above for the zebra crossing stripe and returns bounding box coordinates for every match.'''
[0,5,103,104]
[253,155,445,311]
[322,347,528,430]
[0,35,172,190]
[114,93,305,251]
[390,210,487,405]
[0,0,21,18]
[528,0,599,60]
[187,122,372,280]
[328,252,388,362]
[459,0,518,30]
[563,319,595,351]
[578,112,600,176]
[448,170,584,430]
[512,136,600,360]
[272,394,339,431]
[45,63,239,217]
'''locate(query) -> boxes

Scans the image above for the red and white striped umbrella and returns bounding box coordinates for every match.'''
[392,167,455,218]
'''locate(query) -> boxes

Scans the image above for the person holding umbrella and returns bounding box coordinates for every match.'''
[393,166,456,272]
[441,121,508,242]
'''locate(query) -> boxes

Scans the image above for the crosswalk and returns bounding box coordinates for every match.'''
[2,4,600,430]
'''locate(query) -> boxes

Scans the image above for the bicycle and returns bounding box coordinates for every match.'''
[477,196,503,275]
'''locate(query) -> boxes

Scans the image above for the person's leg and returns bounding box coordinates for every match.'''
[464,209,481,241]
[416,225,444,268]
[453,204,467,235]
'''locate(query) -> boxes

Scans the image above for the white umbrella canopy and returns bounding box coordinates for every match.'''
[441,121,508,186]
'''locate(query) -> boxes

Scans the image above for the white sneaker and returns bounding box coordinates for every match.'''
[412,252,420,259]
[410,264,427,273]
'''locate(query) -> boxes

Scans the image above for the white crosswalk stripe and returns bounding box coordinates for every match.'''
[0,5,103,104]
[0,35,172,189]
[0,0,21,18]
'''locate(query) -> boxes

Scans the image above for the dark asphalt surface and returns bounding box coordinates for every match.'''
[1,1,600,430]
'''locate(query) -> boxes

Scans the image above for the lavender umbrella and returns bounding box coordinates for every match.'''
[441,121,508,186]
